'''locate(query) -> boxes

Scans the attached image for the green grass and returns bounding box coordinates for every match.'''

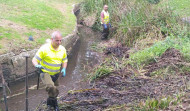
[0,27,21,40]
[81,0,181,46]
[47,0,83,4]
[0,0,64,30]
[0,0,80,34]
[134,93,183,111]
[36,34,49,45]
[61,5,77,36]
[90,65,113,81]
[81,0,190,79]
[24,32,36,37]
[0,0,81,54]
[167,0,190,17]
[89,58,114,81]
[128,30,190,67]
[135,97,172,110]
[46,0,81,36]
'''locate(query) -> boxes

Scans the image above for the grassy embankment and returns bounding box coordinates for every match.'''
[81,0,190,79]
[0,0,80,54]
[80,0,190,110]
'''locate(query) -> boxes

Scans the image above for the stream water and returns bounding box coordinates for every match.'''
[0,26,100,111]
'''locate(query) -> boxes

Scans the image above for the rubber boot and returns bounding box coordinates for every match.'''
[47,97,54,111]
[47,97,59,111]
[53,98,59,111]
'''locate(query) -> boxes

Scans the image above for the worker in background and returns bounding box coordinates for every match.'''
[101,5,111,40]
[32,31,68,111]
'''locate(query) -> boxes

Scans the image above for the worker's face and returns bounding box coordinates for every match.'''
[104,5,108,11]
[51,35,62,47]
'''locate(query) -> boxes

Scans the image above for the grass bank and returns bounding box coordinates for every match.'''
[81,0,190,69]
[0,0,81,54]
[79,0,190,110]
[161,0,190,17]
[35,0,190,110]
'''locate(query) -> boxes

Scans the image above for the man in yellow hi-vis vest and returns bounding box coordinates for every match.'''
[101,5,111,40]
[32,31,68,110]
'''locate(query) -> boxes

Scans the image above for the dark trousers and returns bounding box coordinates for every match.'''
[102,24,109,40]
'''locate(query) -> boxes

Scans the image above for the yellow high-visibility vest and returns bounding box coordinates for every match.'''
[101,10,110,24]
[33,43,68,75]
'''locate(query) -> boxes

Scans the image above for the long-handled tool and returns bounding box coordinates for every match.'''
[0,64,9,111]
[24,55,29,111]
[36,68,43,90]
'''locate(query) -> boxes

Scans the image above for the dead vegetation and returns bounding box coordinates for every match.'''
[36,42,190,111]
[104,45,129,58]
[37,71,190,110]
[145,48,190,76]
[35,0,190,109]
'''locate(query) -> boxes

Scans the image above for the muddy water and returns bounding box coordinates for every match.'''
[0,26,100,111]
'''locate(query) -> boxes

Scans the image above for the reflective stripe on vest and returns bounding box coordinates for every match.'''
[43,60,61,67]
[35,55,42,61]
[101,10,109,24]
[34,43,68,75]
[42,66,60,73]
[62,57,67,61]
[41,59,62,75]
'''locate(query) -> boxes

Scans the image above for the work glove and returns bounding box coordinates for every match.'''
[109,23,112,28]
[61,68,66,77]
[103,24,107,29]
[35,64,43,69]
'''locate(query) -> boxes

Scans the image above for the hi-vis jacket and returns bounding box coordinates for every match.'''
[101,10,110,24]
[33,43,68,75]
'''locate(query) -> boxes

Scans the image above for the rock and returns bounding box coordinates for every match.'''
[11,49,37,76]
[0,52,15,63]
[0,30,79,83]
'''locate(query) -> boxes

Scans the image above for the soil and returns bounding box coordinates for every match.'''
[36,46,190,111]
[104,45,130,58]
[37,72,190,111]
[145,48,183,76]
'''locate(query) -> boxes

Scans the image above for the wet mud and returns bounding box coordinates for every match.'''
[145,48,184,76]
[50,74,189,111]
[37,47,190,111]
[104,45,129,58]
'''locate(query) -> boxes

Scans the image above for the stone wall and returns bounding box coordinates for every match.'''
[0,4,81,83]
[0,25,79,83]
